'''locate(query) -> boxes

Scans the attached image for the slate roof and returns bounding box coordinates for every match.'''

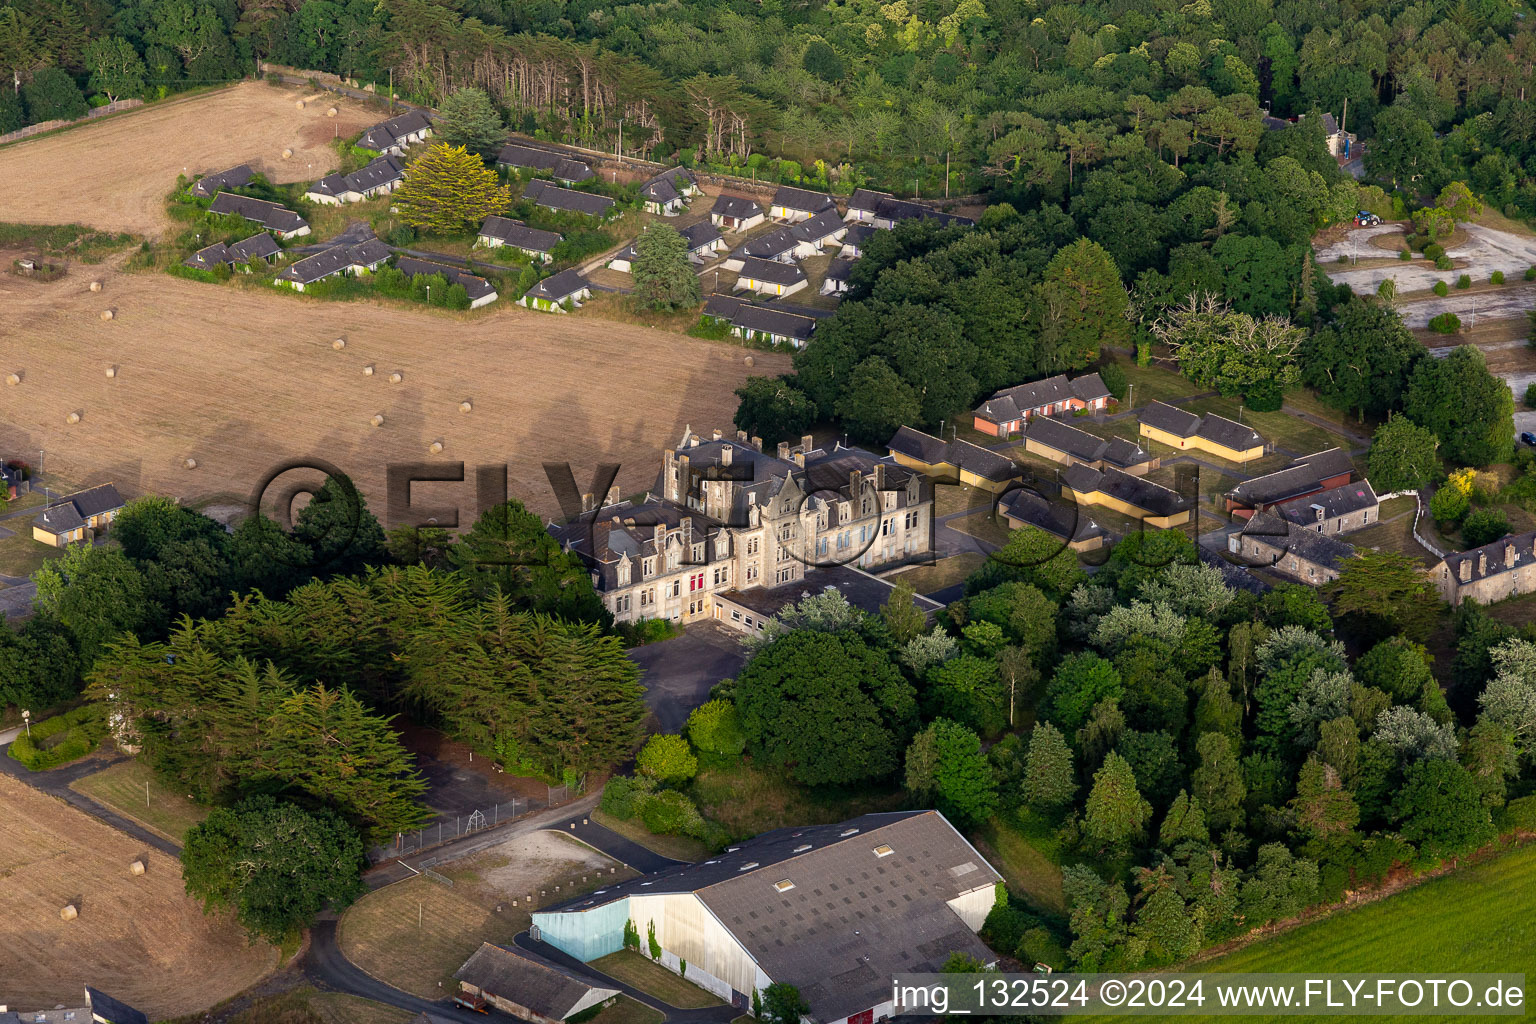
[1000,487,1106,544]
[1196,412,1265,453]
[308,154,404,198]
[551,498,724,584]
[191,163,254,198]
[524,267,590,302]
[33,482,123,534]
[86,987,148,1024]
[1139,401,1264,452]
[1241,512,1357,572]
[524,179,615,217]
[731,304,817,341]
[395,255,496,303]
[731,226,799,261]
[455,942,619,1018]
[1063,464,1189,517]
[230,232,281,261]
[641,174,681,205]
[680,220,723,252]
[209,192,308,233]
[840,223,879,251]
[975,373,1111,424]
[791,208,846,244]
[1026,417,1113,463]
[1137,400,1203,438]
[1226,448,1355,507]
[737,256,806,287]
[642,166,697,204]
[1441,529,1536,584]
[497,143,594,183]
[824,257,856,283]
[1277,480,1378,526]
[711,193,765,220]
[703,293,747,320]
[357,109,432,151]
[479,215,562,253]
[886,426,1017,484]
[542,811,996,1024]
[183,241,231,270]
[278,238,391,285]
[846,188,975,226]
[771,185,837,214]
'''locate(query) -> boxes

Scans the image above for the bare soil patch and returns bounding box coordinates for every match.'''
[339,831,629,997]
[0,82,379,238]
[0,773,277,1018]
[0,259,789,520]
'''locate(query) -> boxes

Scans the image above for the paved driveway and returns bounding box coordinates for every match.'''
[627,622,747,732]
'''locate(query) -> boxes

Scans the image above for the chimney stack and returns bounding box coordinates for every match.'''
[874,462,887,490]
[1478,551,1488,577]
[1459,559,1472,583]
[721,447,733,466]
[1506,542,1517,567]
[606,484,621,506]
[581,492,595,512]
[654,523,666,550]
[750,435,762,451]
[712,428,722,441]
[778,441,791,460]
[850,469,863,501]
[801,434,814,454]
[737,429,749,443]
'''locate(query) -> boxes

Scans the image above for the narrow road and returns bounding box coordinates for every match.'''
[0,745,173,855]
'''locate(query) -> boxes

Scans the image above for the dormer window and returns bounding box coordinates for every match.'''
[617,562,630,586]
[643,557,655,577]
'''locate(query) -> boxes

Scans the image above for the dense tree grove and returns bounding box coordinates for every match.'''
[600,539,1536,974]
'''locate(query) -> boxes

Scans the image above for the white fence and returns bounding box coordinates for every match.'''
[0,98,143,146]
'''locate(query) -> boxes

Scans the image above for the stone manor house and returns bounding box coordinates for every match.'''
[550,429,933,629]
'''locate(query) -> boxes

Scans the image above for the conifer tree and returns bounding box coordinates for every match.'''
[394,143,512,234]
[633,224,702,310]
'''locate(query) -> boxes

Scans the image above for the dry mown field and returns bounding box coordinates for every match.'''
[0,81,378,238]
[0,774,277,1017]
[0,262,789,520]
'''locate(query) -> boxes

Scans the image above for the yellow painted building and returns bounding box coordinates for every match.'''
[1138,400,1266,464]
[1060,464,1192,528]
[887,426,1018,493]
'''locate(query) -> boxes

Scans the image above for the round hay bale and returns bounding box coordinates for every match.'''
[362,364,375,376]
[388,371,403,384]
[282,147,293,159]
[4,373,19,386]
[105,365,117,379]
[428,440,444,455]
[744,354,755,367]
[332,337,346,350]
[129,859,146,876]
[327,106,338,117]
[66,411,81,425]
[183,458,197,470]
[459,400,472,414]
[89,280,102,292]
[296,99,306,109]
[60,904,77,921]
[100,309,114,321]
[371,413,385,427]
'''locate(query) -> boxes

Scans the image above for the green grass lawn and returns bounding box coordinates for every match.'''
[0,527,67,579]
[1178,396,1343,456]
[591,808,709,863]
[972,815,1066,916]
[947,510,1014,548]
[591,950,724,1008]
[690,760,905,840]
[1347,497,1439,567]
[1116,363,1204,409]
[935,480,997,517]
[588,996,666,1024]
[1069,842,1536,1023]
[70,758,209,843]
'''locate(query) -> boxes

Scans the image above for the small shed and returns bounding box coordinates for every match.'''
[455,943,621,1024]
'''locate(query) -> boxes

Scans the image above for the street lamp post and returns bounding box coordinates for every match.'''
[21,709,30,740]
